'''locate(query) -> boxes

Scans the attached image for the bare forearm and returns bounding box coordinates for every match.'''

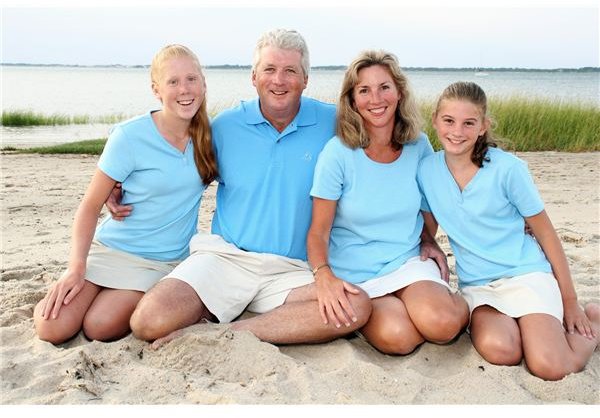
[67,200,102,273]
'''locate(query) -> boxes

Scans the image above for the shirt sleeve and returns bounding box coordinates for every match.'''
[505,159,544,217]
[310,138,344,201]
[98,125,135,182]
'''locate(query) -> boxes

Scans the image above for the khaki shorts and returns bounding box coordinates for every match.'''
[165,233,314,323]
[357,256,451,298]
[86,241,179,292]
[460,271,563,323]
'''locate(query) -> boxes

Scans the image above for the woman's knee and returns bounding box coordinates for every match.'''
[410,299,468,344]
[363,318,425,355]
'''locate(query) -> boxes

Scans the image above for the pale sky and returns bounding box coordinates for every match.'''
[1,0,599,69]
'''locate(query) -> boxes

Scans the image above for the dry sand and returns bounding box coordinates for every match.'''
[1,152,599,405]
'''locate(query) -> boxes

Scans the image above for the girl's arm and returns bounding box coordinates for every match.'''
[526,210,595,338]
[307,197,360,328]
[41,169,117,320]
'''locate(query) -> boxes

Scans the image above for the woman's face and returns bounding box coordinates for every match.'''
[352,64,401,134]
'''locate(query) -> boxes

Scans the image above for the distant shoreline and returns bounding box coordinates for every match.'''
[1,63,599,73]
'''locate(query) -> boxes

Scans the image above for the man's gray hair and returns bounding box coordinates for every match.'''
[252,28,310,76]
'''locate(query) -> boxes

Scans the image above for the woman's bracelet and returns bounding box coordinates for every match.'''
[311,263,330,277]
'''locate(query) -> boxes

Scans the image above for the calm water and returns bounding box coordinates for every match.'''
[1,65,598,147]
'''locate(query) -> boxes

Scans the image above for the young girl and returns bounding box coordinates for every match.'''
[417,81,599,380]
[34,44,217,344]
[307,50,468,355]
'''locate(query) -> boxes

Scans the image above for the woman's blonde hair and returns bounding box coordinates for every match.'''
[151,44,218,185]
[337,50,422,149]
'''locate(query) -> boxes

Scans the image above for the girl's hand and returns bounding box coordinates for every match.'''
[41,268,86,320]
[563,299,596,339]
[314,269,360,328]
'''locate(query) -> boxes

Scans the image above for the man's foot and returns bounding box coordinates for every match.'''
[150,329,184,350]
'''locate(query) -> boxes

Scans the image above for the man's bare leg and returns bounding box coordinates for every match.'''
[130,278,216,342]
[230,283,372,344]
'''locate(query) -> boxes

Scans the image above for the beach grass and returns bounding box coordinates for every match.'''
[3,97,599,153]
[421,97,600,152]
[1,110,126,126]
[15,139,107,155]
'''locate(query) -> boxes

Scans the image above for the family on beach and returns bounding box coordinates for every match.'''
[34,28,599,381]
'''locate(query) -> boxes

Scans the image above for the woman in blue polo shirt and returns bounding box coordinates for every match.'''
[307,50,469,355]
[34,45,217,344]
[417,81,599,380]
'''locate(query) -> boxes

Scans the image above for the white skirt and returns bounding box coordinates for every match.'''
[356,256,451,298]
[460,271,563,322]
[86,241,179,292]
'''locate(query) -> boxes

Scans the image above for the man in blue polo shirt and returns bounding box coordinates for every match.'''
[127,29,372,346]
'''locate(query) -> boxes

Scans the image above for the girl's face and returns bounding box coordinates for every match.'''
[352,64,401,134]
[153,56,206,122]
[433,99,489,158]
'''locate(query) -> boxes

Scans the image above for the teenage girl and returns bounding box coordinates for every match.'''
[34,44,217,344]
[417,81,599,380]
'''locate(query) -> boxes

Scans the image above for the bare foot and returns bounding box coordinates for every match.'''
[150,329,184,350]
[584,302,600,346]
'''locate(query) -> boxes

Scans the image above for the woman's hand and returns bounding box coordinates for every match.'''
[314,269,360,328]
[40,268,86,320]
[420,240,450,282]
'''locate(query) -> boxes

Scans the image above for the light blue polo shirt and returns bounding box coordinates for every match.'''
[417,147,552,287]
[211,96,336,260]
[311,133,433,284]
[95,112,205,261]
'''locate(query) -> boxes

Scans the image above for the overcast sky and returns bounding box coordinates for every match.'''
[2,0,598,69]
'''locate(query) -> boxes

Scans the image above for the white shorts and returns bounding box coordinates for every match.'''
[356,256,450,298]
[86,241,179,292]
[460,271,563,323]
[165,233,314,323]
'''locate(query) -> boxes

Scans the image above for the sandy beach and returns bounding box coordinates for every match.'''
[1,151,599,405]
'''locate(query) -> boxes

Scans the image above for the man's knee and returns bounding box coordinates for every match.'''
[348,290,372,329]
[130,278,203,341]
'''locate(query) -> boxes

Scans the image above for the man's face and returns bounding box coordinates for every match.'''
[252,46,308,126]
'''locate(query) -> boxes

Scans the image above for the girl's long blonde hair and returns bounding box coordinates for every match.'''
[151,44,218,185]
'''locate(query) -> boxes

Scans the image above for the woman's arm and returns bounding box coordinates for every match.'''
[420,211,450,282]
[307,197,359,328]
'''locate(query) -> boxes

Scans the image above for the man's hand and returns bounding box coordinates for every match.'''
[106,182,132,221]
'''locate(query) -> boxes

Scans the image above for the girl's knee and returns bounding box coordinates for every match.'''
[525,347,584,381]
[475,333,522,366]
[526,354,570,381]
[34,302,78,345]
[82,312,130,342]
